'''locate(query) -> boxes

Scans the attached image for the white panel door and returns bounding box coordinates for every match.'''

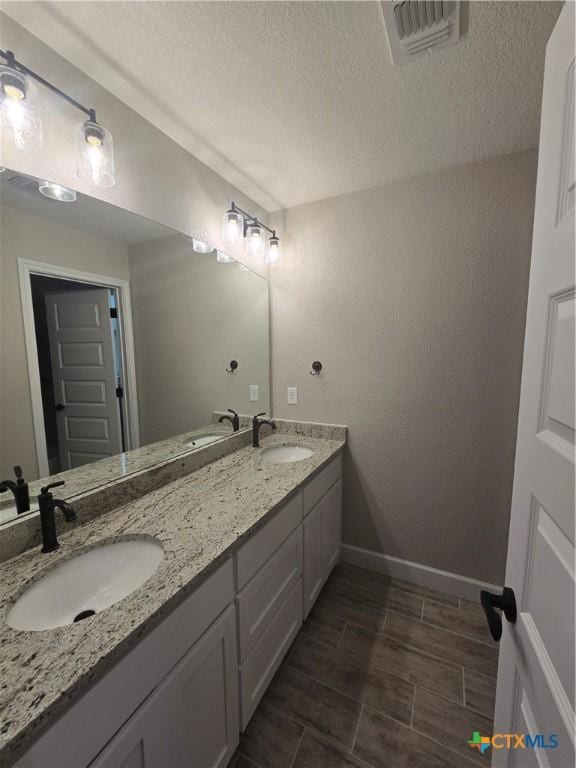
[490,5,575,768]
[45,288,122,470]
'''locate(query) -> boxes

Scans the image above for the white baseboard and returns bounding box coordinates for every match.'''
[341,544,502,603]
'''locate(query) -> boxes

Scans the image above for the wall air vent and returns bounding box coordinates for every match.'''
[381,1,461,66]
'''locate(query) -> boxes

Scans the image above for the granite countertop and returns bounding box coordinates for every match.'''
[0,431,344,764]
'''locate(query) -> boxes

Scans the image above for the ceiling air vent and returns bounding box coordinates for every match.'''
[381,1,461,66]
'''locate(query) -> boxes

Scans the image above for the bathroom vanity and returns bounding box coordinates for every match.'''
[0,426,345,768]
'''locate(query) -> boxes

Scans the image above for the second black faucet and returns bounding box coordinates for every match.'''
[252,413,276,448]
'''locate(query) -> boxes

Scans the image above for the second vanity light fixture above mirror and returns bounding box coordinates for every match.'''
[223,202,281,265]
[0,49,115,187]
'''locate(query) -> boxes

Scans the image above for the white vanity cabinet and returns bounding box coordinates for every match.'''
[90,606,238,768]
[13,451,343,768]
[15,561,238,768]
[303,475,342,616]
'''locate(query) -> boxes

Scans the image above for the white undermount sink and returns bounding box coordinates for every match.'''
[260,446,314,464]
[184,434,223,448]
[6,539,164,632]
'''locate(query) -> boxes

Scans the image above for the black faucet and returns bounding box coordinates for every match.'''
[218,408,240,432]
[38,481,76,553]
[252,412,276,448]
[0,466,30,515]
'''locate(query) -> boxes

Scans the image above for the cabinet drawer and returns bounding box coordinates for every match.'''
[239,580,302,729]
[303,454,342,515]
[235,493,303,589]
[236,526,302,662]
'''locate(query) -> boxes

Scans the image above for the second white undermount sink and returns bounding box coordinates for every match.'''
[6,539,164,632]
[261,446,314,464]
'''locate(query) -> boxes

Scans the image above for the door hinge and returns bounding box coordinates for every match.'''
[116,386,124,399]
[110,307,118,319]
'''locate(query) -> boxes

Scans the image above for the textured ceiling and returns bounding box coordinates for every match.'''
[1,1,562,211]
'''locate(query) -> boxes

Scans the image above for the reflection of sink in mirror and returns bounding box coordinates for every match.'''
[261,446,314,464]
[184,434,224,449]
[6,539,164,632]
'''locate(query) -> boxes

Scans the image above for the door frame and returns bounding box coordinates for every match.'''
[18,258,140,478]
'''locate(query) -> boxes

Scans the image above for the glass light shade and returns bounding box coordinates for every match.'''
[266,235,281,265]
[38,180,77,202]
[216,250,234,263]
[245,223,265,258]
[0,66,43,150]
[192,238,213,254]
[222,208,244,246]
[77,120,115,187]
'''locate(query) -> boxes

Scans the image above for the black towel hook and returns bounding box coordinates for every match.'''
[226,360,238,373]
[310,361,323,376]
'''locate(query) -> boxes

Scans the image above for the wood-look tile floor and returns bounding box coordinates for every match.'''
[232,563,498,768]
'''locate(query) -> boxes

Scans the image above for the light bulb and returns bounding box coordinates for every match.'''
[246,222,265,258]
[216,251,234,263]
[192,239,213,254]
[0,65,42,150]
[77,120,115,187]
[266,235,281,265]
[222,207,244,246]
[38,180,77,202]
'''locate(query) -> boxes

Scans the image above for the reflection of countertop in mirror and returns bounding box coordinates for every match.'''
[0,428,345,764]
[0,422,240,520]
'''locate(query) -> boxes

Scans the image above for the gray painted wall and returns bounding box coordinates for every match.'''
[270,150,537,584]
[128,236,269,444]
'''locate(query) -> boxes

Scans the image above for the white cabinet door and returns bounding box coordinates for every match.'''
[321,479,342,578]
[303,502,324,617]
[91,606,238,768]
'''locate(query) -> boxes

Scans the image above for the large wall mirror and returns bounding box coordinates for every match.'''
[0,169,270,525]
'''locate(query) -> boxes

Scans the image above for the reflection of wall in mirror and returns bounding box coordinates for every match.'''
[0,205,129,481]
[128,235,270,445]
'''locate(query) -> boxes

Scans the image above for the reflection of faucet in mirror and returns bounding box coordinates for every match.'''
[252,413,276,448]
[219,408,240,432]
[0,466,30,515]
[38,481,77,553]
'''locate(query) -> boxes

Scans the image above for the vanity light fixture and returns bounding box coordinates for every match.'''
[245,221,265,258]
[0,49,115,187]
[223,201,281,264]
[222,204,244,246]
[38,180,77,202]
[0,53,42,149]
[266,233,281,265]
[192,238,213,254]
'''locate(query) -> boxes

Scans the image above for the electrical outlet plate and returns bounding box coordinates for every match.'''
[249,384,259,402]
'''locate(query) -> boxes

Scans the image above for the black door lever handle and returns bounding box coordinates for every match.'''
[480,587,517,641]
[54,403,65,411]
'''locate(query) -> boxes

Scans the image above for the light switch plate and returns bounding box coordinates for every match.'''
[249,384,259,402]
[287,386,298,405]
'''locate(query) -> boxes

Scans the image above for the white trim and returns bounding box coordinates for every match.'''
[17,258,140,477]
[341,544,502,602]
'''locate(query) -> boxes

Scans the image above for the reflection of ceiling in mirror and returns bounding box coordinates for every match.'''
[0,169,173,246]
